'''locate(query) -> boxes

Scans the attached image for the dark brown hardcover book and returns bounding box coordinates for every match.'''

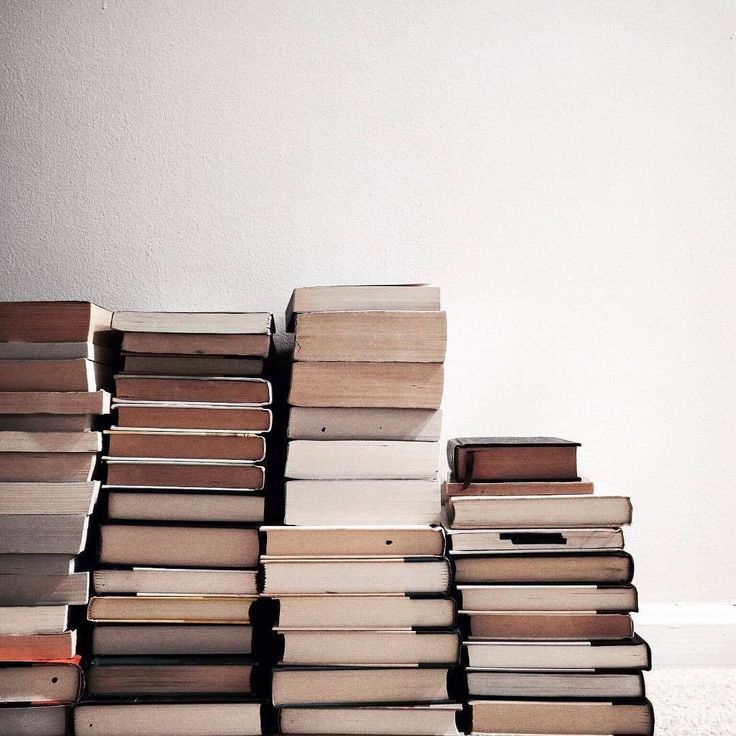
[105,460,264,490]
[122,355,264,376]
[115,376,271,405]
[464,611,634,640]
[114,404,272,432]
[106,431,265,461]
[122,331,271,357]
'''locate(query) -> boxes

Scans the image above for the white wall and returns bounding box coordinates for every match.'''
[1,1,734,606]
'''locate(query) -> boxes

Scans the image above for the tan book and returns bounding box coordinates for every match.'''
[0,705,68,736]
[293,311,446,362]
[0,390,111,415]
[286,284,441,327]
[0,605,69,635]
[93,624,253,656]
[93,568,258,596]
[447,528,624,553]
[0,481,100,514]
[0,453,98,482]
[442,478,594,498]
[0,515,89,554]
[104,459,264,490]
[112,311,273,334]
[98,524,259,568]
[0,301,112,344]
[122,331,271,357]
[261,525,445,557]
[0,554,75,575]
[115,375,271,405]
[87,596,257,623]
[0,660,82,704]
[289,362,444,408]
[469,699,654,735]
[113,404,272,432]
[288,407,442,441]
[273,666,453,706]
[285,441,439,481]
[123,354,264,376]
[276,630,461,666]
[0,341,115,361]
[0,631,76,660]
[464,612,634,640]
[74,702,262,736]
[0,432,101,453]
[284,480,440,525]
[107,491,265,524]
[0,359,110,392]
[106,429,265,461]
[0,414,97,431]
[0,572,89,605]
[453,553,634,584]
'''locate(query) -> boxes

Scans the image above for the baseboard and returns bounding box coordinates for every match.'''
[635,602,736,667]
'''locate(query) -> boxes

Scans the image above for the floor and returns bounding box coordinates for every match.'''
[647,668,735,734]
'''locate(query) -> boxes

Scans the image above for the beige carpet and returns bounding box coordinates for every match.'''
[647,668,735,734]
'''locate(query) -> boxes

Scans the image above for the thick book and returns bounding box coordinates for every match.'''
[288,407,442,441]
[279,703,461,735]
[0,572,89,605]
[0,453,98,483]
[87,595,258,623]
[464,634,652,670]
[112,311,273,334]
[448,437,580,484]
[113,405,272,432]
[272,595,456,629]
[286,285,442,327]
[104,458,265,490]
[93,568,258,596]
[0,413,97,432]
[122,331,271,357]
[0,656,83,704]
[87,656,256,697]
[115,375,272,405]
[0,431,101,453]
[0,390,111,415]
[447,528,624,553]
[0,301,113,344]
[285,441,440,480]
[0,631,76,660]
[0,515,89,555]
[0,359,110,392]
[446,495,632,529]
[0,605,69,635]
[123,354,264,376]
[469,698,654,736]
[107,491,265,524]
[260,557,452,595]
[261,525,445,557]
[272,665,455,706]
[0,481,100,515]
[93,624,254,656]
[456,584,638,612]
[0,554,75,575]
[289,362,444,409]
[293,311,447,362]
[274,630,461,666]
[0,341,115,361]
[453,552,634,585]
[98,525,260,568]
[0,704,68,736]
[463,611,634,640]
[442,477,594,498]
[106,429,266,461]
[284,480,440,525]
[74,702,262,736]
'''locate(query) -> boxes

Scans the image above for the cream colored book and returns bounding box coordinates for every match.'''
[112,311,273,334]
[0,481,100,515]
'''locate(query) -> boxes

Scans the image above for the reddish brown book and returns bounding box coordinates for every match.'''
[115,376,271,405]
[106,431,265,461]
[443,478,594,498]
[0,631,76,660]
[105,459,264,490]
[0,301,112,344]
[0,453,97,482]
[122,332,271,357]
[0,359,110,392]
[465,612,634,640]
[114,405,272,432]
[0,391,111,415]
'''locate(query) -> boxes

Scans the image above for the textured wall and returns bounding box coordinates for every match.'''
[1,1,735,603]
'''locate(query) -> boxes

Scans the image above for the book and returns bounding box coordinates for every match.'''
[106,492,265,523]
[272,595,456,629]
[98,525,260,568]
[456,584,638,612]
[122,331,271,357]
[278,703,461,735]
[468,698,654,735]
[448,437,580,483]
[0,341,115,361]
[0,554,75,575]
[0,481,100,514]
[0,605,69,634]
[284,480,440,525]
[0,657,82,703]
[463,611,634,640]
[74,702,262,736]
[275,630,461,665]
[260,558,451,595]
[0,631,76,660]
[104,459,265,490]
[0,572,89,605]
[446,496,632,529]
[0,515,89,554]
[447,528,624,553]
[453,552,634,584]
[105,429,266,461]
[292,311,447,362]
[0,359,110,392]
[272,665,455,705]
[288,407,442,441]
[93,568,258,596]
[0,432,101,453]
[466,670,646,699]
[0,390,111,415]
[112,311,273,334]
[442,478,594,498]
[285,441,440,481]
[0,453,98,482]
[113,404,272,432]
[123,355,264,376]
[115,375,272,404]
[0,704,68,736]
[464,635,652,670]
[261,525,445,557]
[289,362,444,408]
[285,285,442,327]
[87,596,258,623]
[0,413,97,432]
[92,624,254,656]
[87,656,256,696]
[0,301,112,344]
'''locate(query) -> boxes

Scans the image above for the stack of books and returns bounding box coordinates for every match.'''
[443,437,654,736]
[261,285,463,736]
[75,310,273,735]
[0,301,114,736]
